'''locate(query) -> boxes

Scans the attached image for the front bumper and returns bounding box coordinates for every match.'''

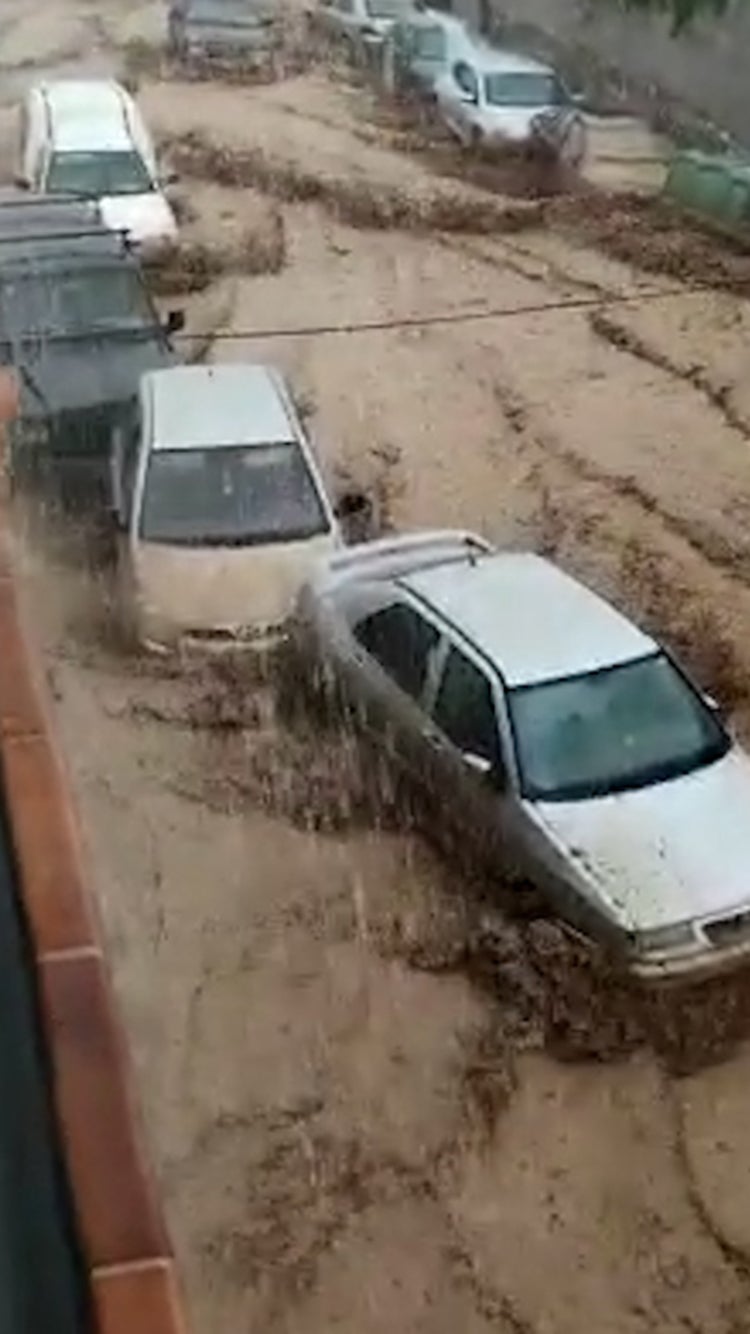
[184,39,277,65]
[628,938,750,987]
[137,610,289,658]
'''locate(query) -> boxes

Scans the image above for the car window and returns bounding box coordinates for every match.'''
[353,603,439,701]
[432,646,501,766]
[46,150,153,198]
[453,60,477,98]
[140,442,329,547]
[482,71,565,108]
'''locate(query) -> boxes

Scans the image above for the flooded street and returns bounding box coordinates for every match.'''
[6,1,750,1331]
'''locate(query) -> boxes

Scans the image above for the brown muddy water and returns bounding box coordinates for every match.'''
[6,1,750,1331]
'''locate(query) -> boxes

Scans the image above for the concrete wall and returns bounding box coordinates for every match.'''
[456,0,750,145]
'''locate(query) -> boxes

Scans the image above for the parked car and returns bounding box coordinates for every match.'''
[16,80,178,255]
[0,225,182,511]
[434,47,587,166]
[381,8,476,105]
[167,0,282,71]
[110,363,342,652]
[289,529,750,984]
[311,0,411,65]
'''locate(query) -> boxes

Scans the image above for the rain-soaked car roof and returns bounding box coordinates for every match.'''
[0,225,176,418]
[0,191,103,236]
[0,788,89,1333]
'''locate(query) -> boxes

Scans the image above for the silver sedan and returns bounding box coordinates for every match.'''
[288,530,750,985]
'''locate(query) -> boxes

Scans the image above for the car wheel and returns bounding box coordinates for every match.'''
[561,115,587,171]
[469,125,484,154]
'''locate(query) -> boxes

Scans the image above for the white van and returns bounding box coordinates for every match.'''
[17,80,178,254]
[111,363,343,652]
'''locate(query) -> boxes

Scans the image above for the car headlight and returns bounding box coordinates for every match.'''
[635,922,697,956]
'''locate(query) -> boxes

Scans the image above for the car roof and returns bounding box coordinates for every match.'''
[38,80,134,151]
[407,7,472,33]
[468,46,553,76]
[142,364,299,451]
[402,552,655,686]
[0,229,131,268]
[0,196,102,235]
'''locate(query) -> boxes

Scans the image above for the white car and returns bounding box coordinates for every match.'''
[17,80,178,255]
[110,363,342,652]
[291,531,750,984]
[434,46,587,167]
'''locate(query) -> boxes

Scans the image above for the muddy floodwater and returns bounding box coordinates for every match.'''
[5,0,750,1331]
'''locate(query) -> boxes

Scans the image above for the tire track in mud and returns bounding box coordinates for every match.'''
[589,307,750,442]
[491,376,750,716]
[163,131,547,237]
[663,1072,750,1288]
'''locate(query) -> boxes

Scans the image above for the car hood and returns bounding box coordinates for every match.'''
[99,193,177,247]
[133,532,339,634]
[15,334,173,416]
[535,748,750,932]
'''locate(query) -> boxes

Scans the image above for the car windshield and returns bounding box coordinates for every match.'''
[483,71,564,108]
[412,25,446,60]
[46,151,153,198]
[2,265,153,333]
[140,442,330,547]
[366,0,408,18]
[508,653,729,803]
[189,0,273,24]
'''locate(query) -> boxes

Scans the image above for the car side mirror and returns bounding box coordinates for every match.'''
[164,308,185,335]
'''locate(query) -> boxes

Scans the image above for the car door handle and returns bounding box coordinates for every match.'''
[421,725,447,750]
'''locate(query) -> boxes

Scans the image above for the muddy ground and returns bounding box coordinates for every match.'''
[5,1,750,1331]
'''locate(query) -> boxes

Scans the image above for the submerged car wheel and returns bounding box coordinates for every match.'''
[468,125,484,154]
[556,115,587,171]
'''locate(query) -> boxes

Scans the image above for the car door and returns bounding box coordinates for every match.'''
[345,597,442,791]
[422,639,515,871]
[437,60,478,141]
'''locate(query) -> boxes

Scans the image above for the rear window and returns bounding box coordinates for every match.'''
[46,150,153,198]
[140,441,330,547]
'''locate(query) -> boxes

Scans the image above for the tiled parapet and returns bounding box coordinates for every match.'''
[0,370,189,1334]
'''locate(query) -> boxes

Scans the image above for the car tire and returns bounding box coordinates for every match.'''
[560,115,587,171]
[469,125,484,154]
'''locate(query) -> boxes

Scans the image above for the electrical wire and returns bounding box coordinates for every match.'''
[171,280,714,343]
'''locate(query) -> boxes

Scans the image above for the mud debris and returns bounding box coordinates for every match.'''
[146,215,286,295]
[165,131,548,235]
[554,191,750,294]
[589,307,750,440]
